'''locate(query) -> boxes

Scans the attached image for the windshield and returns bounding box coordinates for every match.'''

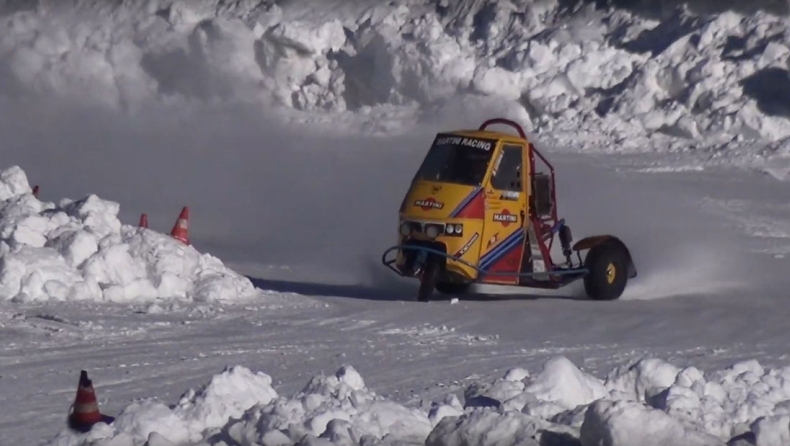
[413,134,497,186]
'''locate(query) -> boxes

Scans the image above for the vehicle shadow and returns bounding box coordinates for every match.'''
[246,276,590,302]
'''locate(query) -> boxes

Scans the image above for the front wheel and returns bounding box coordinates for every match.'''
[435,281,471,295]
[417,257,441,302]
[583,242,630,301]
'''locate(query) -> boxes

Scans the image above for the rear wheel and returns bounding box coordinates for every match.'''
[583,242,629,301]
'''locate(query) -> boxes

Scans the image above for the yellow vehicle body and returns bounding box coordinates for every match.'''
[395,130,531,286]
[382,118,637,302]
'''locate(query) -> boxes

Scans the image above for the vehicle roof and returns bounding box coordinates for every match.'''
[441,129,529,144]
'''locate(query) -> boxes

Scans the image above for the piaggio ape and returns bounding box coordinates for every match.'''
[381,118,637,302]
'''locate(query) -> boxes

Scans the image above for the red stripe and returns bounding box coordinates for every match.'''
[454,190,485,219]
[482,242,523,284]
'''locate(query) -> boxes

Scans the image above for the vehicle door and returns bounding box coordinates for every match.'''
[480,142,529,284]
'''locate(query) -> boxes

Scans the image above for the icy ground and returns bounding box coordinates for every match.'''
[1,152,789,446]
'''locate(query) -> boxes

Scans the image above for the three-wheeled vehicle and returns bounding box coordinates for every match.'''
[381,118,637,302]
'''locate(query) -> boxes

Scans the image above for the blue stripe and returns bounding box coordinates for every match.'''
[480,229,525,269]
[449,187,481,218]
[480,229,523,263]
[480,233,524,270]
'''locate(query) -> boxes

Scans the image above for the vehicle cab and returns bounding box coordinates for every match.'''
[395,124,548,287]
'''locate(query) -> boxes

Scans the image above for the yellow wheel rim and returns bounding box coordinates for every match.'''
[606,263,616,284]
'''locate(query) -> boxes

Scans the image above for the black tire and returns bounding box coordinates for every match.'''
[417,257,441,302]
[435,281,471,295]
[583,241,630,301]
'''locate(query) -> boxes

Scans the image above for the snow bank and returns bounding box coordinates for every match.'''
[43,355,790,446]
[0,165,258,303]
[3,0,790,172]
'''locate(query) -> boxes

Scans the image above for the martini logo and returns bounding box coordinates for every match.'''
[493,209,517,227]
[414,197,444,211]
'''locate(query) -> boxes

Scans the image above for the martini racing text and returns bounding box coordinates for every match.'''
[434,135,494,151]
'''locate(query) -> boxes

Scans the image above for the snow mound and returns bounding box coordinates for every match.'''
[43,355,790,446]
[0,165,258,303]
[224,364,434,445]
[3,1,790,173]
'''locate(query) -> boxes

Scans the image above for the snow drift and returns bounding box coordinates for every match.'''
[0,165,258,303]
[2,0,790,174]
[45,355,790,446]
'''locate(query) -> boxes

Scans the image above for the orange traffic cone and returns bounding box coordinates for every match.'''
[67,370,114,433]
[170,206,190,245]
[32,185,39,198]
[138,213,148,228]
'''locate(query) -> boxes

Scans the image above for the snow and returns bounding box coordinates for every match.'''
[3,1,790,445]
[0,165,258,304]
[42,355,790,446]
[2,0,790,176]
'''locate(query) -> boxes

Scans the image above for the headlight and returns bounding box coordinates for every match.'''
[400,222,411,236]
[444,223,463,236]
[425,225,440,238]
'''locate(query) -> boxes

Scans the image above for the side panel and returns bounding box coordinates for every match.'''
[479,143,529,285]
[444,187,486,280]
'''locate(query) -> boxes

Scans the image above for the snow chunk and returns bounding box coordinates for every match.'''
[751,415,790,446]
[111,401,191,445]
[523,356,609,411]
[0,246,93,302]
[0,166,33,201]
[265,19,347,55]
[426,409,575,446]
[61,195,122,240]
[336,364,366,391]
[605,357,681,402]
[504,367,530,382]
[428,394,465,427]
